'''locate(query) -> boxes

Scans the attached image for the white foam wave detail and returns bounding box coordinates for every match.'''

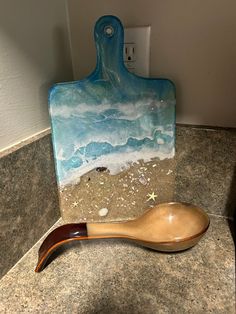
[50,103,111,118]
[50,98,170,121]
[55,125,174,161]
[59,147,175,187]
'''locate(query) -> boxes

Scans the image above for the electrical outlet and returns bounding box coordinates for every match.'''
[124,26,151,77]
[124,43,136,73]
[124,43,136,62]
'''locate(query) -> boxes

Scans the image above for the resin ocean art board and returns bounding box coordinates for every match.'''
[49,16,176,221]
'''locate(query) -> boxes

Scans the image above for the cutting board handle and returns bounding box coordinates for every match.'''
[93,15,127,79]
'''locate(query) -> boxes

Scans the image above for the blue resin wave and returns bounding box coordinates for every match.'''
[49,16,176,186]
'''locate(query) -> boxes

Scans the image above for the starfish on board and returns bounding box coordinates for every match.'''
[72,201,79,207]
[147,192,157,202]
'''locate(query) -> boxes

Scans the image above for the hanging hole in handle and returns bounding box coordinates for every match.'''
[104,25,114,37]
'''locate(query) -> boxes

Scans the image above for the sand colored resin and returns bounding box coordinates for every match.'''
[59,158,176,222]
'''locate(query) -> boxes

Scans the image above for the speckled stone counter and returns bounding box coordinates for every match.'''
[0,130,60,278]
[0,215,234,313]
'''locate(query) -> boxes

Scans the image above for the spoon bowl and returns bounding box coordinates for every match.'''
[88,202,210,252]
[35,202,210,272]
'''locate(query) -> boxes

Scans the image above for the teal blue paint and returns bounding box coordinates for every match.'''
[49,15,176,186]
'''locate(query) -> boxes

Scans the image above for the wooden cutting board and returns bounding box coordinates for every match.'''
[49,15,176,192]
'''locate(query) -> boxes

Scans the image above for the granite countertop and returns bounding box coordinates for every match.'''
[0,214,235,313]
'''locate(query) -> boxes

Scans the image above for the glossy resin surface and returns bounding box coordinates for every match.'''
[49,16,176,190]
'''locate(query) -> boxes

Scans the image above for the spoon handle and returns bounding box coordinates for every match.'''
[35,222,128,272]
[35,223,88,272]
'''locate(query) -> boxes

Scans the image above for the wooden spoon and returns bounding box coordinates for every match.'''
[35,202,210,272]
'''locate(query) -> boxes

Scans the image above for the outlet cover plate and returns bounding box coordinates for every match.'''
[124,26,151,77]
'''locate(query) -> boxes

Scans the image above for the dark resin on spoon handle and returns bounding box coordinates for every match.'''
[35,223,88,272]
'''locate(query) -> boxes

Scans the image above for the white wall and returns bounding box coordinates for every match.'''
[67,0,236,128]
[0,0,73,151]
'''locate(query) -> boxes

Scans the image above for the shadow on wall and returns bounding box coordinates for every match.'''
[39,26,74,106]
[0,0,73,107]
[226,165,236,245]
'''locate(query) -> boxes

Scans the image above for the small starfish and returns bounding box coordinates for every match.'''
[147,192,157,202]
[72,201,79,207]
